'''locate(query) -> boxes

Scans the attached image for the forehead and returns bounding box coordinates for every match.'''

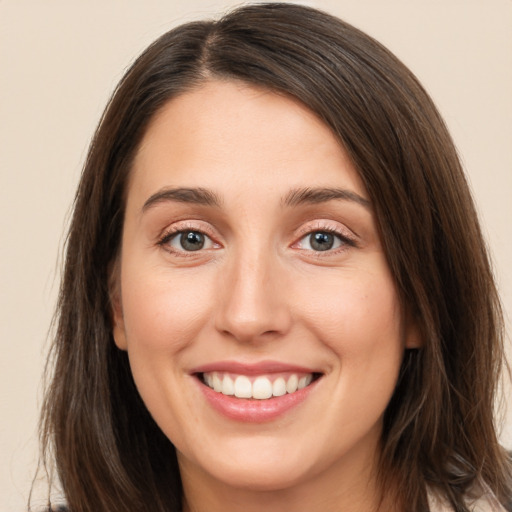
[129,79,366,205]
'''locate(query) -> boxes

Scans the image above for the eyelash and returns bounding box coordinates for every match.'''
[157,222,219,257]
[157,222,357,256]
[293,223,357,256]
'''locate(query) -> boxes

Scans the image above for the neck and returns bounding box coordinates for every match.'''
[179,443,401,512]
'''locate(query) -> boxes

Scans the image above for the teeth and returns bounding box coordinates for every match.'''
[221,375,235,395]
[298,375,313,389]
[272,377,287,397]
[253,377,273,399]
[234,376,252,398]
[212,373,222,392]
[203,372,315,399]
[286,374,299,393]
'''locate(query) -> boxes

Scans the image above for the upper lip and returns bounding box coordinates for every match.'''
[190,360,320,375]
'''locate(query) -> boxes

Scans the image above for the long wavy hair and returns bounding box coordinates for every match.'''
[36,3,511,511]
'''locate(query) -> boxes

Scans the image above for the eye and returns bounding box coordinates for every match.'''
[164,230,216,252]
[297,230,344,252]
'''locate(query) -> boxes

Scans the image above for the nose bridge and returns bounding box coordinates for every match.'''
[215,241,290,342]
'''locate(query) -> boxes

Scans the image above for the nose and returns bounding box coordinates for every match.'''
[214,248,292,344]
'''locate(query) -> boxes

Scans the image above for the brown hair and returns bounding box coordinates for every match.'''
[36,3,511,511]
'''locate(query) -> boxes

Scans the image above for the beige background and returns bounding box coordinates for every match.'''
[1,1,511,510]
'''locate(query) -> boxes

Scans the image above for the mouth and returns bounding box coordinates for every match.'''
[191,361,323,421]
[198,371,321,400]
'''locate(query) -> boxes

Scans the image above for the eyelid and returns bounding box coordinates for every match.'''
[294,219,357,242]
[291,220,358,253]
[157,220,221,252]
[155,218,358,256]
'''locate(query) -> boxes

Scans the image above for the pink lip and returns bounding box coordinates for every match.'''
[190,360,318,375]
[190,360,321,423]
[197,379,318,422]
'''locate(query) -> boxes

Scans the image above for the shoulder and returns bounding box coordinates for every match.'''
[428,489,508,512]
[465,496,509,512]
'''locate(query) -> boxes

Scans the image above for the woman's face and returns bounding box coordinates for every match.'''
[112,80,418,494]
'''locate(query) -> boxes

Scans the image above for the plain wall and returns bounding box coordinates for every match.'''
[1,1,510,510]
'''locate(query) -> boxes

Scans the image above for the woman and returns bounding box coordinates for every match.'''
[36,3,511,511]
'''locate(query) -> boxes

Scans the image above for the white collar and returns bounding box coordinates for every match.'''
[427,488,506,512]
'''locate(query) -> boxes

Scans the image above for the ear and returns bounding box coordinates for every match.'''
[109,260,128,351]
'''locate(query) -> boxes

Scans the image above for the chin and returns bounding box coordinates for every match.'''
[180,435,331,493]
[210,460,312,492]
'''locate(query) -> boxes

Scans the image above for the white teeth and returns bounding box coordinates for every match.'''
[212,373,222,392]
[253,377,273,399]
[221,375,235,395]
[234,375,252,398]
[272,377,287,397]
[203,372,315,399]
[286,374,299,394]
[298,375,313,389]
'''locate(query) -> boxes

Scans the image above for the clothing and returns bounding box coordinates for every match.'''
[428,489,508,512]
[47,492,510,512]
[48,497,508,512]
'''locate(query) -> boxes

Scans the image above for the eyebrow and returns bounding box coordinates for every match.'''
[142,187,222,212]
[141,185,371,214]
[283,187,371,209]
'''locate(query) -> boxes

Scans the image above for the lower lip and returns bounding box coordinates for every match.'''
[196,377,319,423]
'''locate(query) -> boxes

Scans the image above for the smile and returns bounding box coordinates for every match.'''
[192,361,323,422]
[201,372,315,399]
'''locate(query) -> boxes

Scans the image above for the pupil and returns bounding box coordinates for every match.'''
[180,231,205,251]
[310,232,333,251]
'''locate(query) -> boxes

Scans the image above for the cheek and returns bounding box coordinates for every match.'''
[311,268,404,424]
[294,262,405,409]
[120,262,215,354]
[118,264,212,441]
[299,266,403,352]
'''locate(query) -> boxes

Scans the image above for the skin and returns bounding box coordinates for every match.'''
[112,80,419,512]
